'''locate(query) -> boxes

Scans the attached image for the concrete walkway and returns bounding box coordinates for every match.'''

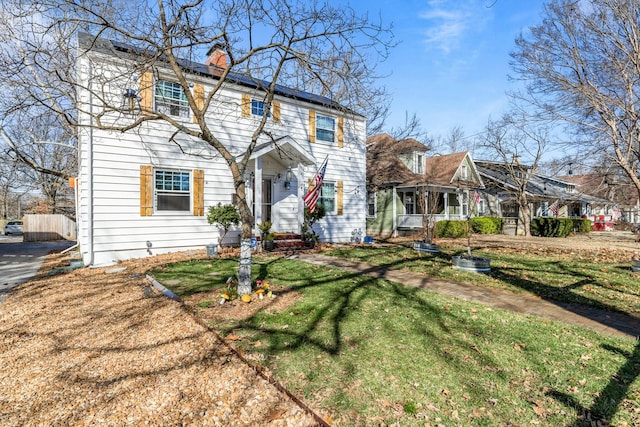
[0,237,76,297]
[294,253,640,340]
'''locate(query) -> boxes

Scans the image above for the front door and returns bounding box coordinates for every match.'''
[262,178,272,223]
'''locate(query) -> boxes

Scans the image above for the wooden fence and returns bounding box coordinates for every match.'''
[23,214,76,242]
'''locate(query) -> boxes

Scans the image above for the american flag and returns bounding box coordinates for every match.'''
[613,205,622,220]
[472,190,481,206]
[303,157,328,213]
[549,200,559,217]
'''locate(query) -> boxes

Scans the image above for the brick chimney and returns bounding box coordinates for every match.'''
[205,43,227,68]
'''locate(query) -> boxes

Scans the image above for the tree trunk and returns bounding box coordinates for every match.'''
[519,195,531,236]
[235,180,254,295]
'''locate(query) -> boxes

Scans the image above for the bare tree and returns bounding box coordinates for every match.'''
[510,0,640,201]
[478,112,548,236]
[1,0,392,293]
[1,113,76,214]
[0,144,31,219]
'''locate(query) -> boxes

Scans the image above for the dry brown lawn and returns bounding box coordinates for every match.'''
[0,250,319,426]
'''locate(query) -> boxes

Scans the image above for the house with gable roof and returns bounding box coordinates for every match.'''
[366,134,483,237]
[475,160,614,234]
[75,33,366,266]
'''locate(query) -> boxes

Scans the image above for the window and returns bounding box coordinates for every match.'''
[251,99,270,117]
[316,115,335,142]
[155,170,191,211]
[367,191,376,217]
[478,199,485,215]
[155,80,189,117]
[416,154,424,174]
[319,182,336,213]
[402,192,415,215]
[461,165,468,179]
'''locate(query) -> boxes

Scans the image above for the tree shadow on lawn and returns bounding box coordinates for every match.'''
[233,261,514,394]
[227,257,640,425]
[546,341,640,426]
[489,264,640,338]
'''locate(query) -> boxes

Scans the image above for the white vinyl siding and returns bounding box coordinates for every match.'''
[76,50,366,265]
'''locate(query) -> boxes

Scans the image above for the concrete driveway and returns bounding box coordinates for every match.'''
[0,234,76,296]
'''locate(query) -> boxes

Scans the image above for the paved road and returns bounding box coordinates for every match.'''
[0,235,76,297]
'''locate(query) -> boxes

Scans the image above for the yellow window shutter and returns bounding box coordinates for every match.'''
[241,93,250,118]
[193,84,204,124]
[337,180,344,215]
[337,116,344,148]
[139,71,153,114]
[140,165,153,216]
[193,169,205,216]
[309,110,316,143]
[272,101,281,124]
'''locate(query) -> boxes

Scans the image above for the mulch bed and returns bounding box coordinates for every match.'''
[0,250,319,426]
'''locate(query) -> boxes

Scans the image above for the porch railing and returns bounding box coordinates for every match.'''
[397,214,466,229]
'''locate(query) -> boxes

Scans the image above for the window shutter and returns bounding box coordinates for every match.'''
[140,165,153,216]
[337,116,344,148]
[241,94,250,117]
[193,84,204,124]
[309,110,316,143]
[193,169,205,216]
[139,71,153,113]
[272,101,281,124]
[337,180,344,215]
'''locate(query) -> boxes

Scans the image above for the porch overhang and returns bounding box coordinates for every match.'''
[250,135,316,167]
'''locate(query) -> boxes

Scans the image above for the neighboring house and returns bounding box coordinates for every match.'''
[75,33,366,266]
[366,134,483,237]
[475,160,610,234]
[563,174,640,225]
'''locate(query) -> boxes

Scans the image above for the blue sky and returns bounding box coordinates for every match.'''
[346,0,547,141]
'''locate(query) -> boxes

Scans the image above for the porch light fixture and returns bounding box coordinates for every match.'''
[123,88,139,110]
[284,166,293,190]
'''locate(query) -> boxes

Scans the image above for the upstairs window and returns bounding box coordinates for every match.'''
[416,154,424,174]
[316,115,335,143]
[155,80,189,117]
[155,170,190,211]
[251,99,270,117]
[461,165,468,179]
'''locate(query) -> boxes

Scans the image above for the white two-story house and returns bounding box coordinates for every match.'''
[75,33,366,266]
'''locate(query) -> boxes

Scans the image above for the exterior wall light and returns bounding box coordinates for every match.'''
[284,166,293,190]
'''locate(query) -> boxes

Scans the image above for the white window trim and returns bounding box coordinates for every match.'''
[316,114,336,143]
[154,169,193,215]
[478,199,485,215]
[155,80,190,118]
[416,154,424,174]
[251,98,271,118]
[461,164,468,179]
[319,181,337,214]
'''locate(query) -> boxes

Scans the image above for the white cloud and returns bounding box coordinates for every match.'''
[419,0,492,54]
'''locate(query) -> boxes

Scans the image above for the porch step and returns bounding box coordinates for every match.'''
[273,239,308,251]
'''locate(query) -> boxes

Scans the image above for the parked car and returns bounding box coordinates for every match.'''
[4,220,23,235]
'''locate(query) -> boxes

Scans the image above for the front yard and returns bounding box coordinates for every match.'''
[152,235,640,426]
